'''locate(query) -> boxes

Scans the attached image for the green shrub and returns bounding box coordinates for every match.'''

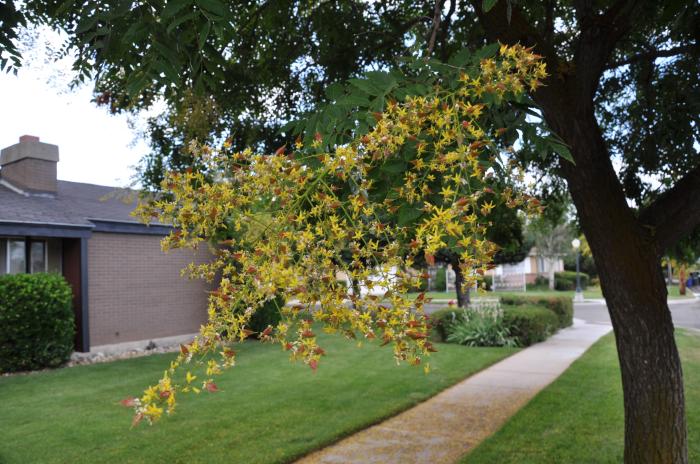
[554,278,575,291]
[446,308,516,347]
[499,295,573,328]
[503,305,559,346]
[0,273,74,373]
[555,270,589,291]
[432,267,447,292]
[429,307,462,342]
[248,295,285,336]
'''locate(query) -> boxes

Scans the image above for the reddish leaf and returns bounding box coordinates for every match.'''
[120,397,137,407]
[407,331,427,340]
[205,382,219,393]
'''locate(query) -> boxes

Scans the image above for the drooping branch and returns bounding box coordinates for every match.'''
[639,163,700,253]
[470,0,568,114]
[606,44,697,70]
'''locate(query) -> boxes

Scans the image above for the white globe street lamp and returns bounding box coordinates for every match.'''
[571,238,584,302]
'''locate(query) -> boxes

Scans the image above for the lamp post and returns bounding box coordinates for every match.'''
[571,238,584,302]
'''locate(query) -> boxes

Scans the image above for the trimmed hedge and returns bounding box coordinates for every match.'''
[503,305,559,346]
[0,273,74,373]
[500,295,573,328]
[554,270,589,291]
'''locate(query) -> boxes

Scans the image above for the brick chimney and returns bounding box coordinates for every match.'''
[0,135,59,193]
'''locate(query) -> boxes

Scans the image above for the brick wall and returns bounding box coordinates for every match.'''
[87,232,212,346]
[1,158,57,192]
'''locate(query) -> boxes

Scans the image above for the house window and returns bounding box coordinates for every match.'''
[8,240,25,274]
[30,241,47,273]
[3,238,47,274]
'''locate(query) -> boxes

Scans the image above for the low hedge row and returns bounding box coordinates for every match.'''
[499,295,573,329]
[533,272,590,291]
[555,271,590,291]
[431,294,573,347]
[502,305,559,346]
[0,273,74,373]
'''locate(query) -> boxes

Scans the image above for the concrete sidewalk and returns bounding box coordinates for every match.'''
[296,319,612,464]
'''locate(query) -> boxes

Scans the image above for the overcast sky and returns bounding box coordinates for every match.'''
[0,27,151,187]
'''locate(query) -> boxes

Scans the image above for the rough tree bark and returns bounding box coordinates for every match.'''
[474,1,700,462]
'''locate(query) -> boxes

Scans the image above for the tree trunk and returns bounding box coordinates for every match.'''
[679,266,686,295]
[473,6,690,458]
[547,259,556,290]
[552,111,688,463]
[667,260,673,285]
[451,258,470,308]
[601,250,687,463]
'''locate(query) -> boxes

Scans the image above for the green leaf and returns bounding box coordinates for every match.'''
[476,42,499,59]
[380,159,407,174]
[75,15,98,34]
[482,0,498,13]
[162,0,192,20]
[195,0,228,17]
[550,142,575,164]
[126,70,151,97]
[325,82,345,101]
[198,21,211,48]
[365,71,398,95]
[398,204,423,226]
[349,78,381,96]
[167,11,198,34]
[337,94,370,107]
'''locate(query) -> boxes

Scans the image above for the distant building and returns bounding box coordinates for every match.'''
[0,135,211,353]
[487,247,564,290]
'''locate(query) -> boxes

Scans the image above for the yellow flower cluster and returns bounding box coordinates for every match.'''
[129,44,545,424]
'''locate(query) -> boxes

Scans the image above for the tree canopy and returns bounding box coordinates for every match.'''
[3,1,699,461]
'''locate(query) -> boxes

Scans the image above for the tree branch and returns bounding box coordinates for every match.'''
[427,0,446,56]
[543,0,555,44]
[438,0,457,61]
[572,0,640,99]
[639,163,700,252]
[606,44,697,70]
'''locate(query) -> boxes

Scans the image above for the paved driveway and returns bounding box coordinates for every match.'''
[574,298,700,329]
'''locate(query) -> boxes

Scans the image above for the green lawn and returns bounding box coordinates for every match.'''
[410,285,695,301]
[463,330,700,463]
[0,331,517,464]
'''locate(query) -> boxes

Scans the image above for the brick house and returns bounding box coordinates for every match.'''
[0,135,211,353]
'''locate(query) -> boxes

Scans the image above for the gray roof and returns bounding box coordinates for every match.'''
[0,180,145,228]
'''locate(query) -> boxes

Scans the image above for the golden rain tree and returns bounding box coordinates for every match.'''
[127,44,546,425]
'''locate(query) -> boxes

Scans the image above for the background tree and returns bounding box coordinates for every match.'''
[527,216,573,290]
[4,0,700,462]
